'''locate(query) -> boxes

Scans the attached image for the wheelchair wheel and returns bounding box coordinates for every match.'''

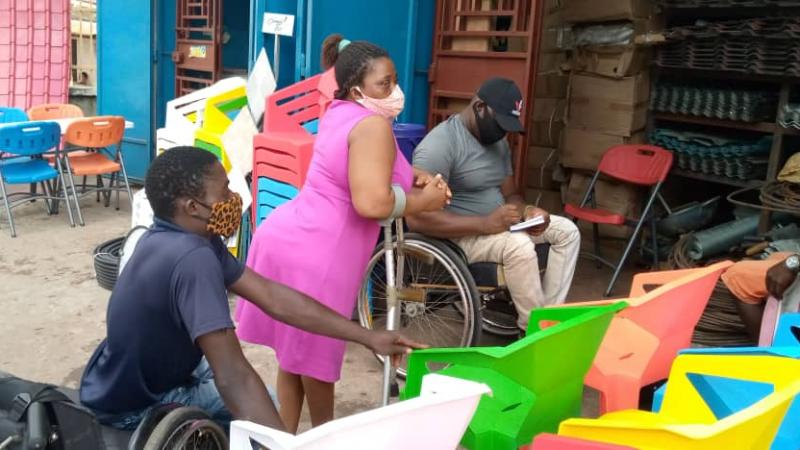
[358,233,482,378]
[142,407,227,450]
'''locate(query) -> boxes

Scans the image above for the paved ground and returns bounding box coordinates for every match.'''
[0,189,634,431]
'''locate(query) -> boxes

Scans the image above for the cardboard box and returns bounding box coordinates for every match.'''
[568,73,650,136]
[538,52,569,72]
[563,0,652,23]
[535,74,569,99]
[573,45,650,79]
[526,189,563,214]
[560,127,647,171]
[528,120,564,148]
[528,146,559,169]
[566,172,641,239]
[532,99,565,122]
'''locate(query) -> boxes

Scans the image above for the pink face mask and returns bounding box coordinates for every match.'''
[356,84,405,120]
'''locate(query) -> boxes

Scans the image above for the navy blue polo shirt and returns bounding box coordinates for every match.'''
[80,218,245,414]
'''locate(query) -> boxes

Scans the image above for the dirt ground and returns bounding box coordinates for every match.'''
[0,189,634,431]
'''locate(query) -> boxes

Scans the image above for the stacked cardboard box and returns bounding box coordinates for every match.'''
[559,0,656,236]
[525,0,569,214]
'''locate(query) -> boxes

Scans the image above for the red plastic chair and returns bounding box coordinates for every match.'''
[525,433,638,449]
[564,145,673,296]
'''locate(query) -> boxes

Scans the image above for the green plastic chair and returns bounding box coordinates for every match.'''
[402,302,627,450]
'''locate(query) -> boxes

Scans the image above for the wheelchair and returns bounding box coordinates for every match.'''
[0,371,227,450]
[357,230,548,377]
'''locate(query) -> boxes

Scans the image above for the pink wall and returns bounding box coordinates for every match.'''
[0,0,70,111]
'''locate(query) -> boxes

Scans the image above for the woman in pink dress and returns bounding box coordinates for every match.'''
[235,35,449,432]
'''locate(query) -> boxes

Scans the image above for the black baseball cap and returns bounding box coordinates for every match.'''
[476,77,524,133]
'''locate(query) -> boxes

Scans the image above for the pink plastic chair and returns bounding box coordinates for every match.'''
[525,433,638,449]
[229,374,491,450]
[558,261,733,414]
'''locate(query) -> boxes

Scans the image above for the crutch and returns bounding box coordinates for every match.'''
[380,217,405,406]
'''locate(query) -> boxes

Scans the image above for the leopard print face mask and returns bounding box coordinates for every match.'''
[195,192,242,238]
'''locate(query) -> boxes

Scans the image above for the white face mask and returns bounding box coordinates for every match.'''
[356,84,405,120]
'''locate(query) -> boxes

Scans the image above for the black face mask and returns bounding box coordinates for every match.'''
[473,103,507,145]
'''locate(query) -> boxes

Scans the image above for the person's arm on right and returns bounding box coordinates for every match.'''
[767,254,800,299]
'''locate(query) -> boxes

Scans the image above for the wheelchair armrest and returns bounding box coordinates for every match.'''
[127,403,182,450]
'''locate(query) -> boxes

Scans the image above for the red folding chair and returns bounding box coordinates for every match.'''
[564,145,673,296]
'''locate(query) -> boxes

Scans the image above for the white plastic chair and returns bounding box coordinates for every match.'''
[229,374,492,450]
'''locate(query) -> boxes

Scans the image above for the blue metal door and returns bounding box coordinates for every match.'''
[97,0,156,180]
[293,0,435,124]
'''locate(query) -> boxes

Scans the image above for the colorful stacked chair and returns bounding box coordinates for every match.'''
[229,374,491,450]
[562,261,732,413]
[559,353,800,450]
[250,70,336,227]
[194,84,247,172]
[402,302,627,450]
[652,313,800,450]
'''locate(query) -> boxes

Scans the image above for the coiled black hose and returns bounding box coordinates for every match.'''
[93,237,123,291]
[92,226,149,290]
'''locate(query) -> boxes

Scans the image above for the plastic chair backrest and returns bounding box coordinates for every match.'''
[660,353,800,424]
[64,116,125,148]
[0,107,29,124]
[621,261,731,381]
[263,73,331,136]
[598,145,673,186]
[228,374,491,450]
[0,121,61,156]
[27,103,83,120]
[775,313,800,347]
[562,354,800,450]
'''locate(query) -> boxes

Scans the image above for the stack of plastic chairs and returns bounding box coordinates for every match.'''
[194,85,248,172]
[558,352,800,450]
[402,302,627,450]
[229,374,491,450]
[650,313,800,450]
[250,69,336,227]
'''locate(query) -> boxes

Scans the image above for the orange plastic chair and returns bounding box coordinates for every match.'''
[559,261,733,414]
[61,116,131,225]
[28,103,87,160]
[27,103,83,120]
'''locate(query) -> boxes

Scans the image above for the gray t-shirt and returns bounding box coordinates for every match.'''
[413,115,513,216]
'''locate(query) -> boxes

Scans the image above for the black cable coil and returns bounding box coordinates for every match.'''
[93,237,124,291]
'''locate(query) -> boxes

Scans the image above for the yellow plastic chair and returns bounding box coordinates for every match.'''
[559,353,800,450]
[194,85,247,172]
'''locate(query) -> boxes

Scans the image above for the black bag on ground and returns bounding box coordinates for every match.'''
[0,373,104,450]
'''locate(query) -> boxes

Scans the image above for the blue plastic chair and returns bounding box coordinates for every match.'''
[0,107,30,164]
[652,313,800,450]
[0,121,76,237]
[0,107,28,124]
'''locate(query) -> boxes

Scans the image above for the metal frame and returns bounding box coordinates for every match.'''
[59,141,134,226]
[0,146,76,238]
[577,171,669,297]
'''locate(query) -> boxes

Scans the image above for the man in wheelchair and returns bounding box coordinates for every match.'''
[79,148,421,433]
[406,78,580,335]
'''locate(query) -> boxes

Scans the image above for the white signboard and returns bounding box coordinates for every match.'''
[262,13,295,37]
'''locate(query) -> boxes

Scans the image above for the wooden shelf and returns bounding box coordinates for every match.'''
[653,112,776,133]
[670,168,763,188]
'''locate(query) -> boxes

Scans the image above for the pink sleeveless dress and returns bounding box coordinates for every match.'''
[235,100,413,382]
